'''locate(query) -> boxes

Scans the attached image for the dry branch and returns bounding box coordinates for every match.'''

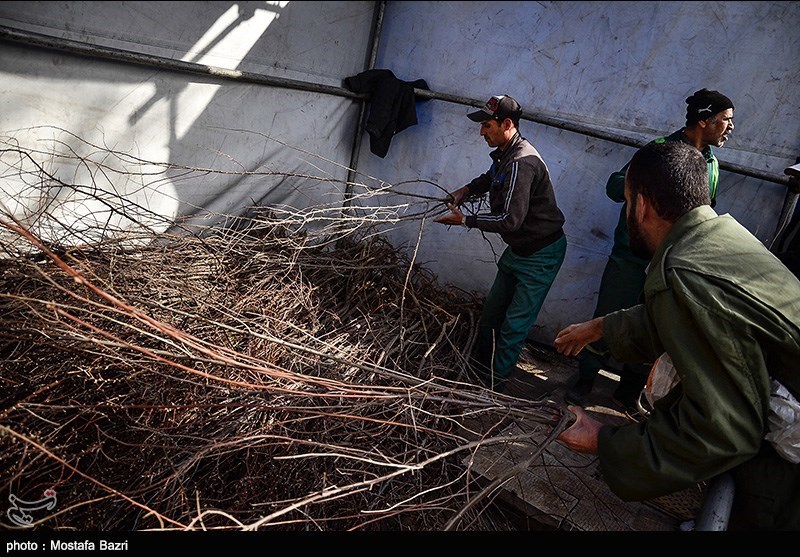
[0,129,567,531]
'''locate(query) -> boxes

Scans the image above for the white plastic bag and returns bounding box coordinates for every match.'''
[765,379,800,464]
[644,352,680,406]
[644,357,800,464]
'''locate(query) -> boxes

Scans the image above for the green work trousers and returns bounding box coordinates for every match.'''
[577,253,649,396]
[476,235,567,390]
[729,443,800,530]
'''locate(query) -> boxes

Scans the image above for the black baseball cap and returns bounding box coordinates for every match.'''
[467,95,523,123]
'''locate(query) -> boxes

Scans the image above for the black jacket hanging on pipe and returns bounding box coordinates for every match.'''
[344,69,429,158]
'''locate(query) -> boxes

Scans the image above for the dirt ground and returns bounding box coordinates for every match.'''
[507,340,639,425]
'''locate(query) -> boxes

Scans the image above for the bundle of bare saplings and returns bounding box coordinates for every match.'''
[0,134,567,531]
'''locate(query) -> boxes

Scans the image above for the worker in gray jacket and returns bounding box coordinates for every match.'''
[554,141,800,530]
[435,95,566,392]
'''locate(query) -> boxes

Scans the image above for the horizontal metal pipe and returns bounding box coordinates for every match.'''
[414,89,791,187]
[0,25,365,100]
[0,24,791,188]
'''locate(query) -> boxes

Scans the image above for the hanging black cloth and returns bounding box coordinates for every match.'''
[344,69,429,158]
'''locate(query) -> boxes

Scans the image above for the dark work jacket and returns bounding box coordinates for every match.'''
[464,132,565,256]
[774,205,800,279]
[344,69,429,158]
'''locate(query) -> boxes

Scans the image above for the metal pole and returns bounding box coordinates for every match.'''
[694,473,736,531]
[0,25,365,101]
[0,23,791,189]
[343,1,386,205]
[412,88,792,188]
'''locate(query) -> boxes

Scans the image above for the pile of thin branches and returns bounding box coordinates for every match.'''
[0,130,567,531]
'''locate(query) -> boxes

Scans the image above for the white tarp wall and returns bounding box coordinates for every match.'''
[359,1,800,342]
[0,1,798,344]
[0,1,374,240]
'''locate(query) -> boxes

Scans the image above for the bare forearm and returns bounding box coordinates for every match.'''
[553,316,604,357]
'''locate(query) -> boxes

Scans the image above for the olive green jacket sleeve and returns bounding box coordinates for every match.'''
[598,207,800,502]
[602,304,662,364]
[600,270,768,500]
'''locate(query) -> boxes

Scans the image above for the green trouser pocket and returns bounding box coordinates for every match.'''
[478,236,566,381]
[729,444,800,530]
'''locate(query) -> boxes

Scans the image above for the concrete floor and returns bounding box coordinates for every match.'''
[508,341,640,422]
[466,341,705,531]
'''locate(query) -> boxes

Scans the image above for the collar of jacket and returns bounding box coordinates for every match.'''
[645,205,719,295]
[489,131,523,163]
[675,128,715,161]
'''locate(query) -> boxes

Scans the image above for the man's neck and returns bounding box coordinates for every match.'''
[499,130,518,152]
[648,220,674,256]
[681,127,707,152]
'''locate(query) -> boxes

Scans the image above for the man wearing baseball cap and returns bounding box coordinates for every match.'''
[434,94,567,392]
[565,88,735,412]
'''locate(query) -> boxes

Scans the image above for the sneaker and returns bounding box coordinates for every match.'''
[489,377,508,393]
[565,375,594,405]
[471,363,507,393]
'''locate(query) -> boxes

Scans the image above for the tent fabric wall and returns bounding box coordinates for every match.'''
[0,1,798,344]
[0,1,374,236]
[357,0,800,342]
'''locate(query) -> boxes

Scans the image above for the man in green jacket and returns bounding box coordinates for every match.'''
[554,141,800,530]
[567,89,735,410]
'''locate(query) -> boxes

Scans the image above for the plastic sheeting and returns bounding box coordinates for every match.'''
[0,1,798,343]
[0,1,372,236]
[358,1,800,341]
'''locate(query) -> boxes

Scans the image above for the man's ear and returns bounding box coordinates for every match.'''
[633,192,650,222]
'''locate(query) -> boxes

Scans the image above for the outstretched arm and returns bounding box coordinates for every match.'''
[553,316,604,357]
[433,203,466,226]
[448,185,471,206]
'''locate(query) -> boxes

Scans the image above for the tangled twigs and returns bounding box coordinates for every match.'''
[0,425,182,529]
[0,128,569,531]
[443,409,576,530]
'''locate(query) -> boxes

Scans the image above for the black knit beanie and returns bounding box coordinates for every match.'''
[685,88,735,125]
